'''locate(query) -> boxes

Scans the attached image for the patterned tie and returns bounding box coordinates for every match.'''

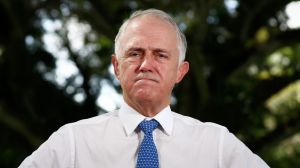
[136,119,159,168]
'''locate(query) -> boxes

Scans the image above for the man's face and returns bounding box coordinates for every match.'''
[112,16,189,107]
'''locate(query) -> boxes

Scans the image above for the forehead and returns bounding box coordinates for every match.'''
[120,15,179,53]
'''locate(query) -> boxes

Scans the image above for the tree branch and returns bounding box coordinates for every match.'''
[0,103,43,148]
[248,111,300,152]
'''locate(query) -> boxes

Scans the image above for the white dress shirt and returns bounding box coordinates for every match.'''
[19,101,270,168]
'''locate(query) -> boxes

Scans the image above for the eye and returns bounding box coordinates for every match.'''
[128,51,142,57]
[156,52,168,59]
[159,54,167,58]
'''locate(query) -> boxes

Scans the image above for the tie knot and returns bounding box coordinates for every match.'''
[138,119,159,135]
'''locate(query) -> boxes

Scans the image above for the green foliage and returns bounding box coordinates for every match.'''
[0,0,300,167]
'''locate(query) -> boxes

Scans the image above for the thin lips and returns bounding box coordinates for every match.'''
[135,74,159,82]
[136,77,157,82]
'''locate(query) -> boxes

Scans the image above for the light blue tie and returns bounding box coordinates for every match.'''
[136,119,159,168]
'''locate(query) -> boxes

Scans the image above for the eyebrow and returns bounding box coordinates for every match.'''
[125,47,169,54]
[152,48,168,54]
[125,47,144,53]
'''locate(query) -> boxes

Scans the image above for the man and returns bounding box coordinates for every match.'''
[19,9,270,168]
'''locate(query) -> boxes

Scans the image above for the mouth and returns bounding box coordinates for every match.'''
[135,78,158,82]
[134,73,159,83]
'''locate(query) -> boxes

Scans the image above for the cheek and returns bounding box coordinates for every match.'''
[163,66,178,79]
[119,65,135,84]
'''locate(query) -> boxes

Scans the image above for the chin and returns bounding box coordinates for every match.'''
[134,92,156,102]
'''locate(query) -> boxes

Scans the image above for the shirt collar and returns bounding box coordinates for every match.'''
[119,101,173,136]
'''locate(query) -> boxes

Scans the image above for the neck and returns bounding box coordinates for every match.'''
[124,97,169,117]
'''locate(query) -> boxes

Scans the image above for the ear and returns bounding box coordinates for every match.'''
[112,54,120,79]
[176,61,189,83]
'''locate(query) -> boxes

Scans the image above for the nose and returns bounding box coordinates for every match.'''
[138,54,154,72]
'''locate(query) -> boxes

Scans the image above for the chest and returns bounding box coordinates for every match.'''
[73,134,220,168]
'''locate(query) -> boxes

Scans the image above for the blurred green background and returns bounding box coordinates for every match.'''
[1,0,300,167]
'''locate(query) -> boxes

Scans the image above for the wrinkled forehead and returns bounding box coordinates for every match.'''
[130,14,175,28]
[118,15,180,53]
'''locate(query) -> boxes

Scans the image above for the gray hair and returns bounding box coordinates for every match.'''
[114,9,187,63]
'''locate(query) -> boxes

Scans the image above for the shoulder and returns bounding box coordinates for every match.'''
[173,112,227,129]
[68,110,119,126]
[172,112,229,136]
[56,110,120,134]
[44,110,121,144]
